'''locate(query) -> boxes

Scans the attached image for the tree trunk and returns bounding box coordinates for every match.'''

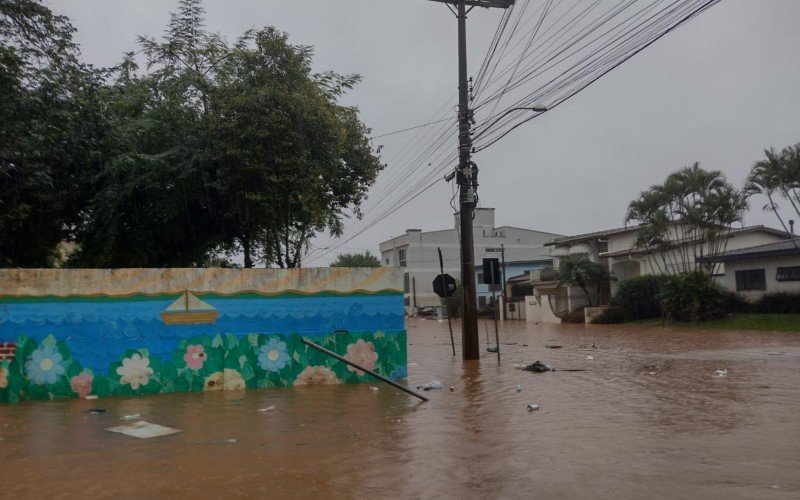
[242,236,253,269]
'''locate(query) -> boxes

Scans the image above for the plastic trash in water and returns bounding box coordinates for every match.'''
[712,369,728,378]
[369,386,379,392]
[522,361,554,373]
[85,408,107,414]
[516,384,522,392]
[586,355,594,361]
[527,404,540,411]
[84,395,99,400]
[417,381,443,391]
[120,413,141,421]
[545,344,563,349]
[257,405,276,412]
[486,345,498,353]
[189,438,237,444]
[449,386,455,392]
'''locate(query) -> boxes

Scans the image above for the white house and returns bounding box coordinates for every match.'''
[379,208,562,314]
[699,239,800,300]
[528,224,796,323]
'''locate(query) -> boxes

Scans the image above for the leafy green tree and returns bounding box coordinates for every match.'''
[330,251,381,268]
[556,254,609,307]
[0,0,108,266]
[70,0,382,268]
[209,27,382,268]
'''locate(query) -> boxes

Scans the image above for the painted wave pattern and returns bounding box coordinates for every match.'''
[0,294,404,374]
[0,295,403,325]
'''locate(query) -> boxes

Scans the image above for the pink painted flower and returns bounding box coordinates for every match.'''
[344,339,378,376]
[70,372,93,398]
[183,344,207,370]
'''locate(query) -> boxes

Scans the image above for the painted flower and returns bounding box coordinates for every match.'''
[116,353,153,390]
[223,368,246,391]
[294,365,342,386]
[183,345,207,370]
[25,345,65,385]
[390,365,408,381]
[257,338,289,372]
[0,365,8,389]
[70,372,93,398]
[204,371,224,391]
[344,339,378,376]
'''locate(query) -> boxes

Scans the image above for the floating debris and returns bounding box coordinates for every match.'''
[449,386,455,392]
[712,369,728,378]
[106,421,181,439]
[417,381,443,391]
[369,386,379,392]
[486,345,498,353]
[190,438,237,444]
[522,361,554,373]
[545,344,563,349]
[526,404,540,411]
[257,405,276,412]
[516,384,522,392]
[85,408,106,414]
[84,395,99,400]
[586,355,594,361]
[120,413,141,421]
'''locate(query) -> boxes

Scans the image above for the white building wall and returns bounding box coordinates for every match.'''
[380,209,561,313]
[718,255,800,300]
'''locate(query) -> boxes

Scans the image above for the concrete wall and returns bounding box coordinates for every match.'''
[0,268,406,403]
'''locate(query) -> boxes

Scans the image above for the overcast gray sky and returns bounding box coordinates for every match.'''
[51,0,800,266]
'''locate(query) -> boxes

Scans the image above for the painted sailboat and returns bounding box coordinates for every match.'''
[160,291,218,325]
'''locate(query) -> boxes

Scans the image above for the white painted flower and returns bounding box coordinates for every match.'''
[223,368,246,391]
[116,353,153,390]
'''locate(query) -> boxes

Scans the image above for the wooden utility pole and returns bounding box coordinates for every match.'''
[429,0,514,360]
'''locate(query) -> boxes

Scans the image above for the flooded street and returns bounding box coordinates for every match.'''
[1,318,799,499]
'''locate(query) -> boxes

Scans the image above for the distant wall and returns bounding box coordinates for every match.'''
[0,268,406,403]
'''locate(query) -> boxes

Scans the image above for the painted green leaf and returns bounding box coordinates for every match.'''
[248,333,259,347]
[211,334,223,348]
[41,335,57,348]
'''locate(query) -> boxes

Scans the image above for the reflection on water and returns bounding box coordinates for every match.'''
[1,318,799,498]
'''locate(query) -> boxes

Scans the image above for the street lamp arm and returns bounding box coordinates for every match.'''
[472,105,547,142]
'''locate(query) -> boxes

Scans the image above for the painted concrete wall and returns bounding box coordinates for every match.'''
[0,268,406,403]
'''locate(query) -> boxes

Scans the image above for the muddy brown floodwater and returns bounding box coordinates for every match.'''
[1,319,799,499]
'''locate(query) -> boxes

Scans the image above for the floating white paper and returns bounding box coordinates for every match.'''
[106,421,181,439]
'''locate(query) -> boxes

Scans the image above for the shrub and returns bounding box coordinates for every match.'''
[660,271,726,322]
[753,292,800,314]
[614,275,668,320]
[591,307,626,324]
[721,291,751,314]
[562,309,585,324]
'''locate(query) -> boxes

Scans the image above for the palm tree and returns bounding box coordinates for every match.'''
[745,148,792,234]
[556,254,609,307]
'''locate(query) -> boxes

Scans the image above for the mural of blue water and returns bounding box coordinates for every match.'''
[0,294,404,371]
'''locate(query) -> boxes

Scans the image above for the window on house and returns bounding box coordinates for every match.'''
[776,266,800,281]
[477,272,484,284]
[488,283,502,292]
[398,249,407,267]
[478,296,487,307]
[735,269,766,291]
[403,272,410,293]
